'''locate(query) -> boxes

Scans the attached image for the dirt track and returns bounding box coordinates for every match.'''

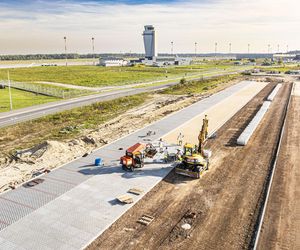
[87,82,292,250]
[257,94,300,250]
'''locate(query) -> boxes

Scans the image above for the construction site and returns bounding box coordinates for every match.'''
[85,77,299,250]
[0,71,299,250]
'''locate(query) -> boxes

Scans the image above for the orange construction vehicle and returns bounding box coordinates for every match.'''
[120,143,157,171]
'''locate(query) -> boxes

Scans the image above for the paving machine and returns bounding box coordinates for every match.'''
[120,143,157,171]
[175,115,210,179]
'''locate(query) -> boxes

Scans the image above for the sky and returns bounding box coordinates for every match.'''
[0,0,299,54]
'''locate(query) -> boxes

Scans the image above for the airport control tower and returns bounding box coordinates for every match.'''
[143,25,157,60]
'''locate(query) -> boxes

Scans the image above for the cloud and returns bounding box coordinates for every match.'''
[0,0,298,54]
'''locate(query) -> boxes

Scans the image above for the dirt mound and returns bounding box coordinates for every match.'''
[0,140,91,192]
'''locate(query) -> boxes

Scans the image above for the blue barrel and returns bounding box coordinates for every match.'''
[95,158,102,166]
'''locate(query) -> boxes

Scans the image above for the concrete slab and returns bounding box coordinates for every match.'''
[163,81,267,145]
[292,81,300,96]
[0,81,267,249]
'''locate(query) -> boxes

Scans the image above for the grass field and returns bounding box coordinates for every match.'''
[0,88,58,113]
[0,93,148,154]
[259,64,300,73]
[0,61,249,114]
[0,63,238,87]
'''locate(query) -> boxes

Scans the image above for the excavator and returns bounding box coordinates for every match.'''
[175,115,210,179]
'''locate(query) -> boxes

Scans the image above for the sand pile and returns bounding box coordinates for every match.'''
[0,140,98,192]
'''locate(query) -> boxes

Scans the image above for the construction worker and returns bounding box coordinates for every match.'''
[177,132,184,146]
[158,138,164,153]
[176,149,182,162]
[164,147,169,163]
[194,144,198,154]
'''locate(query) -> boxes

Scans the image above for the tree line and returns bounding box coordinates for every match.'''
[0,53,144,61]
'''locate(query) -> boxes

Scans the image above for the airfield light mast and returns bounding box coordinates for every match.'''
[64,36,68,66]
[214,42,218,60]
[7,71,13,111]
[92,37,95,65]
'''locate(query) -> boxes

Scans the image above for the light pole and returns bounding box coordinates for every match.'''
[194,42,197,57]
[92,37,95,65]
[229,43,232,54]
[171,41,174,55]
[64,36,68,66]
[214,42,218,60]
[7,71,13,111]
[268,44,271,53]
[248,43,250,54]
[277,44,280,53]
[286,45,289,53]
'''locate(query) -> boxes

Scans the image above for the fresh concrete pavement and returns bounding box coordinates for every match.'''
[0,69,249,128]
[0,80,267,249]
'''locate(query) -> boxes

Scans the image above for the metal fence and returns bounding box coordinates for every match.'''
[0,80,91,99]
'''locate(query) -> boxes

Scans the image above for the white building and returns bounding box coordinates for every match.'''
[273,53,297,62]
[99,57,128,67]
[288,70,300,75]
[175,57,192,66]
[143,56,192,67]
[143,25,157,60]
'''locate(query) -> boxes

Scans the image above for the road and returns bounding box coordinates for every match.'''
[0,71,244,128]
[256,82,300,250]
[0,81,265,250]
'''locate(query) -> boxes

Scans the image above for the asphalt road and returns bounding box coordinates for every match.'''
[0,71,243,128]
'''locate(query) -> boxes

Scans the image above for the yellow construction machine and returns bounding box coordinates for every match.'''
[175,115,210,179]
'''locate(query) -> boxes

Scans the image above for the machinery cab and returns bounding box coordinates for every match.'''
[183,143,195,156]
[175,115,210,179]
[182,143,207,167]
[120,143,145,171]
